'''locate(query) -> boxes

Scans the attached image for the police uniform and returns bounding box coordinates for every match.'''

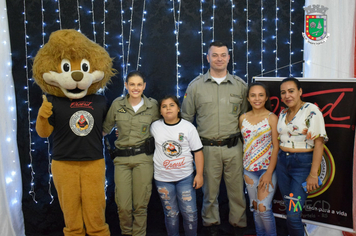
[103,94,160,236]
[181,70,248,228]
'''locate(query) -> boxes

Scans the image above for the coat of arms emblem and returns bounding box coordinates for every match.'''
[302,5,330,45]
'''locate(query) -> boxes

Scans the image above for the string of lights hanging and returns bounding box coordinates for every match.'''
[23,0,37,203]
[41,0,54,204]
[230,0,235,75]
[172,0,182,98]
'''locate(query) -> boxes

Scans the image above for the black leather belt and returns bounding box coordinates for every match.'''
[114,145,147,157]
[201,138,230,146]
[200,132,241,148]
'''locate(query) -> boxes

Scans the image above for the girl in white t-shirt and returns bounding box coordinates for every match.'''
[150,95,204,236]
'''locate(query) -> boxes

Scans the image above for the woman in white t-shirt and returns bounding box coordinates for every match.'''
[276,77,328,236]
[150,95,204,236]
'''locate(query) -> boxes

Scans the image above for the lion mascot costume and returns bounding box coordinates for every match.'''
[33,29,115,236]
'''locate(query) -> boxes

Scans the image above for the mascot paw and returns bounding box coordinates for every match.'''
[38,95,53,118]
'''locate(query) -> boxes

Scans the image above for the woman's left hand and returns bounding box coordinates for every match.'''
[306,175,319,193]
[193,174,204,189]
[258,172,274,190]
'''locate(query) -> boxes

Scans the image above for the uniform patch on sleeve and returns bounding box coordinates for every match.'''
[184,93,187,98]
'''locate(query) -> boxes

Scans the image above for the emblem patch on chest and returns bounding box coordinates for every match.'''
[69,110,94,136]
[118,108,126,113]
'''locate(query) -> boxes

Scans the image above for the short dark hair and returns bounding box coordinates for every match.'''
[158,95,182,119]
[208,41,229,50]
[126,70,145,83]
[280,77,301,90]
[280,77,303,100]
[247,82,272,111]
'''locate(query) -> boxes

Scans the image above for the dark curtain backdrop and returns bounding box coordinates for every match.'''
[6,0,304,235]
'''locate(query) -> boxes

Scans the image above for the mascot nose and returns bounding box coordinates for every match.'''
[72,71,84,81]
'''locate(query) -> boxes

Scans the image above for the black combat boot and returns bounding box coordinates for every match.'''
[232,226,245,236]
[205,225,219,236]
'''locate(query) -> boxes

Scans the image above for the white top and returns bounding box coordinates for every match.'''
[132,98,144,113]
[150,118,203,182]
[211,76,226,84]
[277,102,328,149]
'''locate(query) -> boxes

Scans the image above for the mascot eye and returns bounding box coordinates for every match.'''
[61,59,71,72]
[81,59,90,72]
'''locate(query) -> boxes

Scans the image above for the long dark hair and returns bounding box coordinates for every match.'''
[246,82,272,112]
[158,95,182,119]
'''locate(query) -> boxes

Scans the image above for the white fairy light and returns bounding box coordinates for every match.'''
[91,0,97,42]
[41,0,54,204]
[289,0,294,76]
[275,0,278,76]
[76,0,82,31]
[124,0,135,77]
[136,0,147,70]
[199,0,204,75]
[23,0,37,203]
[260,0,264,76]
[244,0,250,80]
[212,0,215,41]
[103,0,107,48]
[171,0,182,98]
[56,0,62,29]
[230,0,235,75]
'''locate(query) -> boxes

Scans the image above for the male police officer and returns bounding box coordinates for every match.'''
[181,41,247,236]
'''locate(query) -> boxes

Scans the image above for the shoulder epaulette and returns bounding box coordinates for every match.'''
[232,75,247,87]
[187,74,204,87]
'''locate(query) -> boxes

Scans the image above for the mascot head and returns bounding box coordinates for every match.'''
[33,29,115,99]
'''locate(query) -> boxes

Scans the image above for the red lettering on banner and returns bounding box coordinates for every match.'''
[163,157,186,170]
[271,88,354,129]
[70,101,94,110]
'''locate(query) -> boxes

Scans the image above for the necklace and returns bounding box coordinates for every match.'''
[286,102,304,124]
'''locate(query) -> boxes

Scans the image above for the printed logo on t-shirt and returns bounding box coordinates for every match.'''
[179,133,184,142]
[162,140,182,158]
[69,110,94,136]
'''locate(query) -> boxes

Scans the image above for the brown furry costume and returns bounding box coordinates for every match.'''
[33,29,115,236]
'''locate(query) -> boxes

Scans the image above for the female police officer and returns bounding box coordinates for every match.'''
[103,71,160,236]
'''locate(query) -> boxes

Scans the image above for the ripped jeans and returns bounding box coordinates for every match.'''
[155,173,197,236]
[244,169,277,236]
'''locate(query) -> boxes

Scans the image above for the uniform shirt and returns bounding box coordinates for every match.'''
[181,70,248,140]
[48,94,107,161]
[103,94,160,148]
[150,118,203,182]
[241,114,273,171]
[278,102,328,149]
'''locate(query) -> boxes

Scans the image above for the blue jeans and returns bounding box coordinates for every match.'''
[155,173,198,236]
[276,150,312,236]
[244,169,277,236]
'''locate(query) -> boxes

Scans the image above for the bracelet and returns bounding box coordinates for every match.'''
[309,173,318,178]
